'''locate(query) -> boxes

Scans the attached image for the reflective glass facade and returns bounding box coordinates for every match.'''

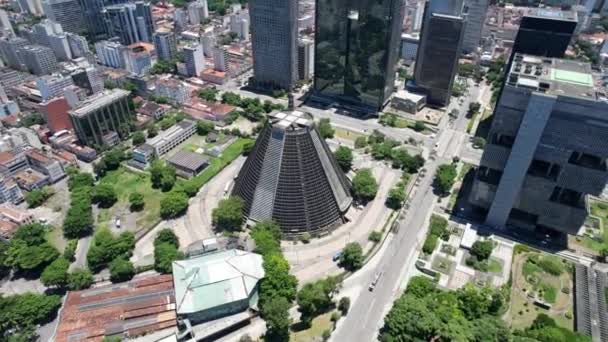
[313,0,403,113]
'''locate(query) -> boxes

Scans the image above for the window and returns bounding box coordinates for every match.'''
[568,151,606,171]
[477,166,502,185]
[491,133,515,148]
[549,186,585,209]
[527,159,560,181]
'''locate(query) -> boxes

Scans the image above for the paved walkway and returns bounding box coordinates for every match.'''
[131,157,246,265]
[283,165,401,283]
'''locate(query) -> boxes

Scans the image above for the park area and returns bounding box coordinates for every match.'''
[569,198,608,256]
[95,137,252,238]
[509,248,574,330]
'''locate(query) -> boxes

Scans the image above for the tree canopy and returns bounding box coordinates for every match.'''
[352,169,379,202]
[67,268,94,290]
[160,191,189,219]
[109,257,135,283]
[40,257,70,288]
[87,229,135,273]
[334,146,353,172]
[297,277,340,327]
[317,118,334,139]
[339,242,363,271]
[212,196,244,231]
[434,163,458,195]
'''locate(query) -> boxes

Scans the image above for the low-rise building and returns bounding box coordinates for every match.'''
[0,151,28,176]
[0,203,34,226]
[14,168,49,191]
[131,143,155,169]
[391,90,426,115]
[138,101,169,120]
[167,150,208,178]
[0,176,23,204]
[55,274,177,342]
[147,119,196,157]
[172,249,264,326]
[25,148,66,182]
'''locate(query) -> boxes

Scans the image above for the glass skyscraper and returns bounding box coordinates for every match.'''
[313,0,404,114]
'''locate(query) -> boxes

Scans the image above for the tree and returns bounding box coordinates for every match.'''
[221,91,242,106]
[413,121,426,132]
[262,296,291,342]
[405,276,437,298]
[63,240,78,261]
[154,242,181,274]
[243,140,254,155]
[339,242,363,271]
[109,257,135,283]
[355,136,367,149]
[196,120,215,135]
[19,112,45,127]
[12,223,46,245]
[160,191,189,219]
[155,228,179,248]
[160,166,177,192]
[471,240,494,261]
[297,277,339,327]
[251,221,281,256]
[132,131,146,145]
[334,146,353,172]
[259,254,298,305]
[434,163,457,195]
[147,124,158,138]
[317,118,335,139]
[199,88,219,102]
[0,293,61,332]
[102,147,125,171]
[40,257,70,288]
[25,186,53,208]
[87,230,135,272]
[5,240,59,274]
[473,137,486,149]
[212,196,244,231]
[67,268,93,290]
[468,102,481,115]
[92,184,117,208]
[386,185,406,209]
[129,191,145,211]
[352,169,379,202]
[68,172,94,190]
[338,297,351,315]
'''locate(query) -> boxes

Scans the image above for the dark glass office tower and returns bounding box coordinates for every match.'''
[512,9,577,60]
[313,0,404,114]
[414,0,464,107]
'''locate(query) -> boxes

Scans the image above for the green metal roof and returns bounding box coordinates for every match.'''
[172,250,265,315]
[551,69,593,86]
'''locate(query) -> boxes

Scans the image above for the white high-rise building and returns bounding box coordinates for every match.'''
[183,43,205,77]
[18,0,43,16]
[213,46,227,72]
[200,0,209,18]
[37,74,74,101]
[153,29,177,61]
[188,2,201,24]
[174,8,187,31]
[41,0,86,34]
[201,32,214,57]
[95,40,126,68]
[18,44,58,75]
[230,15,249,41]
[66,33,91,59]
[0,10,14,35]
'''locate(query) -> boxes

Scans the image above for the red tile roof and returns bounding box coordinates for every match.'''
[55,274,177,342]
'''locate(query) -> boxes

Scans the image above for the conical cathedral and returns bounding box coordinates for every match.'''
[232,110,352,237]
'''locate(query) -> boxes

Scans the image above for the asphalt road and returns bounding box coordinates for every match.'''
[331,82,491,341]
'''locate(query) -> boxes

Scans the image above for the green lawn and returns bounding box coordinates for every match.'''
[572,198,608,253]
[96,167,163,233]
[291,312,334,342]
[541,284,557,304]
[511,252,574,331]
[334,127,365,142]
[431,255,455,275]
[488,258,503,274]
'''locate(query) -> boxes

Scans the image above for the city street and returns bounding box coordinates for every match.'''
[329,83,491,341]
